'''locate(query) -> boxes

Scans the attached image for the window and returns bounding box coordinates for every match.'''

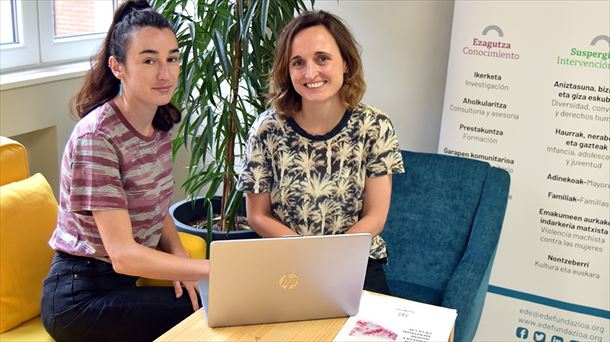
[0,0,39,70]
[0,0,18,45]
[1,0,118,71]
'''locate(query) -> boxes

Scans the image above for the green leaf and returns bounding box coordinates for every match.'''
[260,0,270,34]
[205,197,213,258]
[240,0,259,39]
[213,30,231,77]
[182,103,199,148]
[224,188,243,231]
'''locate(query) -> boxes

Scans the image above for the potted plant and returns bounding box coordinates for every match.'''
[152,0,313,252]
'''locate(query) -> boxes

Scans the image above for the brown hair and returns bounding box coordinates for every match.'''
[72,0,180,131]
[267,10,366,117]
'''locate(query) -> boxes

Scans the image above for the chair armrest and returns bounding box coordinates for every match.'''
[442,167,510,342]
[177,232,206,259]
[0,136,29,185]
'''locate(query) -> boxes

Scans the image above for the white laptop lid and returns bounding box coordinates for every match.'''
[198,233,372,327]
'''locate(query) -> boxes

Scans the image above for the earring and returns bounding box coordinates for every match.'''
[119,82,124,96]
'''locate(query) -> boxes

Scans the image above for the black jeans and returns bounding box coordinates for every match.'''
[363,257,390,295]
[41,251,196,342]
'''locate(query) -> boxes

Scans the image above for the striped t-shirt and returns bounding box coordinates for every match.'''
[49,101,175,261]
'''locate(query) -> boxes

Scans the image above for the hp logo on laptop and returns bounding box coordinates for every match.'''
[279,273,299,289]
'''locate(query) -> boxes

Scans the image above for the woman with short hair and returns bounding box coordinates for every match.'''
[238,10,404,295]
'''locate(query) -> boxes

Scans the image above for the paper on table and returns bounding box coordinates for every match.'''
[333,291,457,342]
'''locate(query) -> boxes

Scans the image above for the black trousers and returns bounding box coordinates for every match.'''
[363,257,390,295]
[41,252,195,342]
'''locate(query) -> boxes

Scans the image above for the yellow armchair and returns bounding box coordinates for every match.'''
[0,137,205,341]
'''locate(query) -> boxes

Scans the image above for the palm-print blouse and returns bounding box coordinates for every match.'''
[237,103,405,259]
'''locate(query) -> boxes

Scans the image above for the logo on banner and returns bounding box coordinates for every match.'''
[551,335,564,342]
[516,327,529,339]
[534,331,547,342]
[556,34,610,70]
[463,24,520,60]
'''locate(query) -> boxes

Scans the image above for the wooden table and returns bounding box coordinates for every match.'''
[156,309,348,341]
[156,309,454,341]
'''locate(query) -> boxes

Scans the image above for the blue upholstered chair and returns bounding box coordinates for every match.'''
[381,150,510,342]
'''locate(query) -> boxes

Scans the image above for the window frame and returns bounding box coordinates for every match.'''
[0,0,40,70]
[1,0,116,72]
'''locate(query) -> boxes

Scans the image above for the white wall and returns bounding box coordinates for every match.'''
[0,0,454,200]
[0,78,82,198]
[315,0,454,152]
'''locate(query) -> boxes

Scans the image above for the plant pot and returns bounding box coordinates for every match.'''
[169,196,260,241]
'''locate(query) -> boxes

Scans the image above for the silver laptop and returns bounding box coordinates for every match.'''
[198,233,372,327]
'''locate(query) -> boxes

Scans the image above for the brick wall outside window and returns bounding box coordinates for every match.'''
[54,0,113,38]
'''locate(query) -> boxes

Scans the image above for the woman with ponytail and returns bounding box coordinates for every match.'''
[41,1,208,340]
